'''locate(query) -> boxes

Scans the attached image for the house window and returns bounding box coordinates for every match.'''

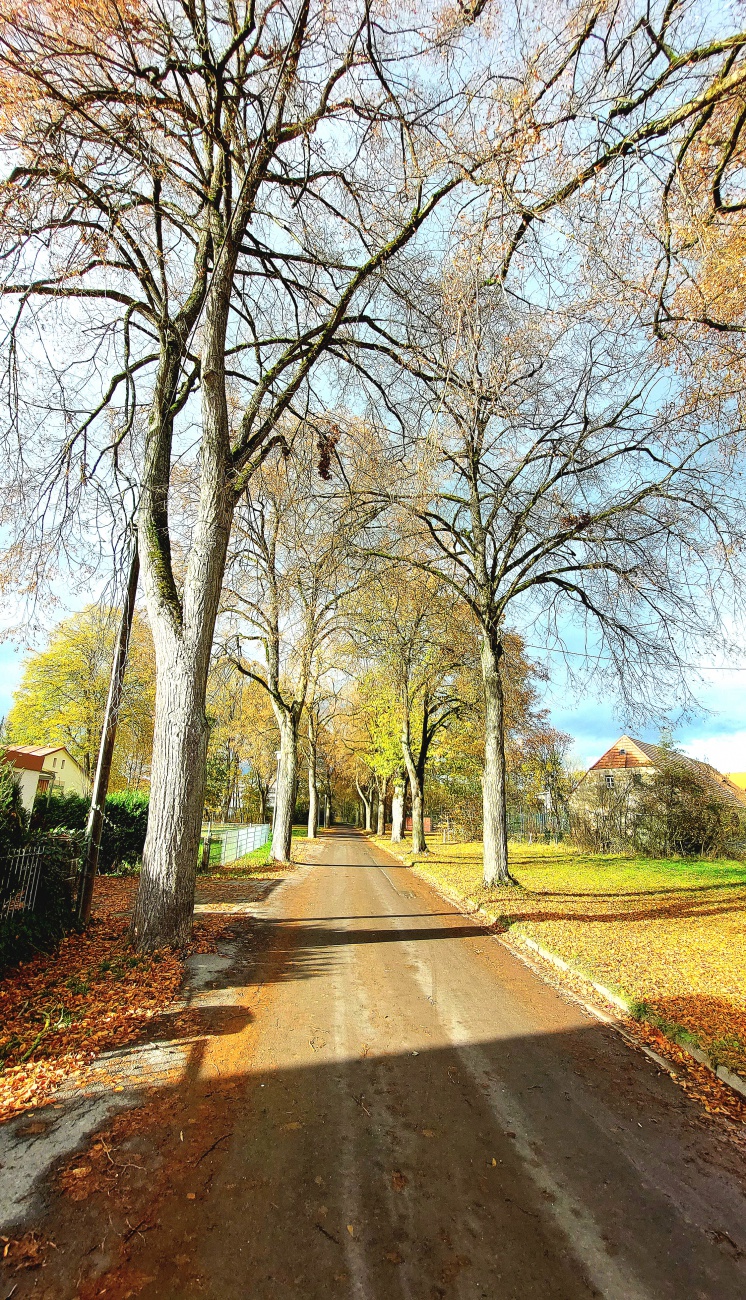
[61,759,65,769]
[632,772,642,786]
[52,756,57,768]
[604,773,614,788]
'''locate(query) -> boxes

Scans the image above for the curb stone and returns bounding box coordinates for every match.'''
[371,839,746,1106]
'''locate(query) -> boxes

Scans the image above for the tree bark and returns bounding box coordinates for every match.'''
[132,254,235,949]
[272,709,298,862]
[356,779,372,831]
[376,777,386,836]
[391,774,405,843]
[258,782,269,824]
[480,630,515,886]
[401,728,426,853]
[130,628,214,948]
[307,713,318,839]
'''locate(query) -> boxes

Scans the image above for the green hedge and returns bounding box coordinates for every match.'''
[0,758,28,856]
[30,789,149,872]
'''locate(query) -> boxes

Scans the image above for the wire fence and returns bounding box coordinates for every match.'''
[507,810,570,843]
[199,823,272,868]
[436,811,570,845]
[219,823,271,865]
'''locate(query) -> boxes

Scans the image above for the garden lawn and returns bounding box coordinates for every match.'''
[373,836,746,1078]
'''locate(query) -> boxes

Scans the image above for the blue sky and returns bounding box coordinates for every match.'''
[544,667,746,775]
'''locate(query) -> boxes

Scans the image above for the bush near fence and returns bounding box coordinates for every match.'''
[31,790,149,872]
[0,831,83,970]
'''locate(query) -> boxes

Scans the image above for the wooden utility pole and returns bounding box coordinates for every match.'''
[77,543,140,923]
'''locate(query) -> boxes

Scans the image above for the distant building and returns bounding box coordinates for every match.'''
[3,745,89,811]
[573,735,746,811]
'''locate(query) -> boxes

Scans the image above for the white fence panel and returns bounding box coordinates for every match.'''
[220,823,271,865]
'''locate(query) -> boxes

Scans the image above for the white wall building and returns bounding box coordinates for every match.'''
[4,745,89,811]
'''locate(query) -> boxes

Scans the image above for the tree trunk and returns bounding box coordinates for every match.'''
[258,782,268,824]
[272,710,298,862]
[325,790,332,827]
[130,630,213,948]
[391,775,405,843]
[132,260,235,950]
[376,778,386,835]
[401,732,426,853]
[307,727,318,839]
[481,630,514,886]
[356,779,372,831]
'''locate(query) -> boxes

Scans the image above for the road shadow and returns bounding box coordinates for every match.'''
[2,1009,746,1300]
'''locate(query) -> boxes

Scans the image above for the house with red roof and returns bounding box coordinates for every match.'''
[575,735,746,810]
[3,745,89,811]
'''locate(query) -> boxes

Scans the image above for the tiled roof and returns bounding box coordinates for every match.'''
[5,744,66,758]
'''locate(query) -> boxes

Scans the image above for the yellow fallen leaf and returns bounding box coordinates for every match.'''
[347,1224,355,1237]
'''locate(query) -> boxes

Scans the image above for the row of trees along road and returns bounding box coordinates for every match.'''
[3,0,746,944]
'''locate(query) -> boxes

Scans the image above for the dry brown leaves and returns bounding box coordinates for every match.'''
[0,1229,56,1272]
[0,878,234,1123]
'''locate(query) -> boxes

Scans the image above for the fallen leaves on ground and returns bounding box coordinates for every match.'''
[378,837,746,1099]
[0,1230,56,1271]
[0,876,238,1123]
[627,1019,746,1126]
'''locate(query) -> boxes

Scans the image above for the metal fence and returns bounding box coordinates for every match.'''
[217,823,271,866]
[436,811,570,845]
[507,810,569,842]
[0,844,45,918]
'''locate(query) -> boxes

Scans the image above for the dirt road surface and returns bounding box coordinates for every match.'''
[3,827,746,1299]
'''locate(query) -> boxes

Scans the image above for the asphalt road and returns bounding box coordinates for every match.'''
[137,826,746,1300]
[7,827,745,1299]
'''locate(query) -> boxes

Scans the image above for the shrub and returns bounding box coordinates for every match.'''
[99,790,149,872]
[30,789,89,834]
[30,788,149,872]
[570,760,745,858]
[635,763,744,858]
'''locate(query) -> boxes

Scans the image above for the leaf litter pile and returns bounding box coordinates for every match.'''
[379,837,746,1129]
[0,876,236,1123]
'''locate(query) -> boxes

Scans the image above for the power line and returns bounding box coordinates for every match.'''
[522,644,746,672]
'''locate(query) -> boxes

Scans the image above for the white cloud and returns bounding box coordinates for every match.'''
[681,732,746,775]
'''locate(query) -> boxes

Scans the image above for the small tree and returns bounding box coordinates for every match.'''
[0,758,27,855]
[225,441,360,860]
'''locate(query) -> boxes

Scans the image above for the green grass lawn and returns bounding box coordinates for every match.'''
[372,835,746,1076]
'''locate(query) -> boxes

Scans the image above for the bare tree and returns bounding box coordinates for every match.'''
[377,257,745,885]
[224,439,358,860]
